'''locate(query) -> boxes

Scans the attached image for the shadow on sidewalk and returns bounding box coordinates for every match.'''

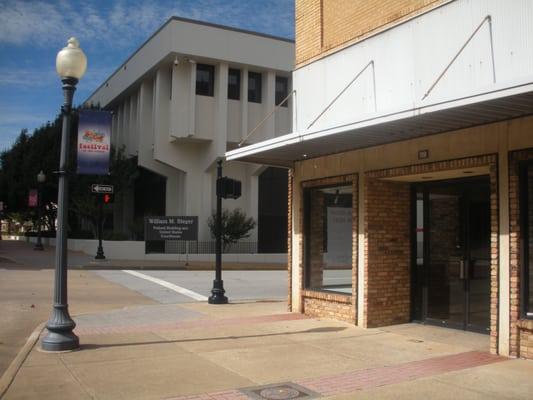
[79,326,348,350]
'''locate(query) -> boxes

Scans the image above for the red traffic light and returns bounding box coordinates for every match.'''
[102,193,114,204]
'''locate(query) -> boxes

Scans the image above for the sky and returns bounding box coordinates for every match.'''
[0,0,294,151]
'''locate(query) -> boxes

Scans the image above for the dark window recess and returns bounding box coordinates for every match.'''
[275,76,289,107]
[520,162,533,318]
[248,71,262,103]
[196,64,214,96]
[228,68,241,100]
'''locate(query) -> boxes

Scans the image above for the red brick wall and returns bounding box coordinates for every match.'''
[509,149,533,359]
[364,178,411,327]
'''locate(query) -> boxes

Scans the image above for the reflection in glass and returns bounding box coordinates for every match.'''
[304,184,353,293]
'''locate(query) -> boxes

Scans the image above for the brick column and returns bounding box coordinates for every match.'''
[364,178,411,328]
[509,149,533,359]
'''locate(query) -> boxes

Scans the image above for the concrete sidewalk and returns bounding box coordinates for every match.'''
[2,300,532,400]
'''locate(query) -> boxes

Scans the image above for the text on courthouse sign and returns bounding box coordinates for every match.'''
[144,216,198,241]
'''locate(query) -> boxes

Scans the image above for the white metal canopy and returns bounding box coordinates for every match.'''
[226,83,533,167]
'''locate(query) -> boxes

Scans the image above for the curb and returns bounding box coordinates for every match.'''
[0,322,45,399]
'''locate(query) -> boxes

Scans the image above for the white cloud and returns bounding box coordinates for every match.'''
[0,68,56,87]
[0,0,293,48]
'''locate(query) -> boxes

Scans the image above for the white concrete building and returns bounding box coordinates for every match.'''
[85,17,294,252]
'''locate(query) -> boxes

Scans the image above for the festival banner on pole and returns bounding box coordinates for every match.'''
[77,110,111,175]
[28,189,38,208]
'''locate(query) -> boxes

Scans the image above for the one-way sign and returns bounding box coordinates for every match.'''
[91,184,114,194]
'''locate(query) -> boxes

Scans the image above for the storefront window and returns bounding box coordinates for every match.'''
[304,184,353,294]
[521,163,533,318]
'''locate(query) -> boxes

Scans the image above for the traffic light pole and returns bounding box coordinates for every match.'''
[208,160,228,304]
[95,196,105,260]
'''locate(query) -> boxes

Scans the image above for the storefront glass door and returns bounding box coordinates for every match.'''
[412,178,490,333]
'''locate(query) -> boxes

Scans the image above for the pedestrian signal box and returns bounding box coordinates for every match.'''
[217,177,241,199]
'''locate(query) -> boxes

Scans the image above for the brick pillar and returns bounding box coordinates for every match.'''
[509,150,533,358]
[364,178,411,328]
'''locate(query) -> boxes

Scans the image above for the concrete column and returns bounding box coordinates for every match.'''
[123,97,130,152]
[241,68,248,141]
[189,61,196,136]
[215,62,229,154]
[264,71,276,139]
[111,112,118,148]
[498,131,510,356]
[116,103,123,148]
[165,173,181,216]
[129,94,138,155]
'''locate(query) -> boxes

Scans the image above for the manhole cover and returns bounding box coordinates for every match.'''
[259,387,300,400]
[241,382,319,400]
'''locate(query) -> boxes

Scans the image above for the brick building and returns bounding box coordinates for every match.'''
[227,0,533,359]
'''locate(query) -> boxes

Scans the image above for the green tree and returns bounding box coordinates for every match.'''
[207,208,256,251]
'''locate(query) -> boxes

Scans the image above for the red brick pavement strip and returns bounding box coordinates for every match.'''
[293,351,506,396]
[163,351,506,400]
[74,313,308,335]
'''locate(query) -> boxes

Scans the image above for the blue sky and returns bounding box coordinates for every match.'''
[0,0,294,151]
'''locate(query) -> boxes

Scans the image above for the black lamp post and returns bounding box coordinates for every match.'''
[208,160,228,304]
[41,37,87,352]
[34,170,46,251]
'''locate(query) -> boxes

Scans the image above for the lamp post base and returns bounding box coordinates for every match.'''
[208,280,228,304]
[41,304,79,351]
[95,247,105,260]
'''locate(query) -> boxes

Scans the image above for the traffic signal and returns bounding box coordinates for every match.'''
[217,177,241,199]
[102,193,114,204]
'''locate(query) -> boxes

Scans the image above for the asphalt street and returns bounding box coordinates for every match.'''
[95,270,288,303]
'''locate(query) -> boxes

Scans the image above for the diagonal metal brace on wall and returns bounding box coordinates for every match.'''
[422,15,496,101]
[307,60,376,130]
[238,90,296,147]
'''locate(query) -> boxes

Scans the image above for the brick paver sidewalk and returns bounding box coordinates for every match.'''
[165,351,505,400]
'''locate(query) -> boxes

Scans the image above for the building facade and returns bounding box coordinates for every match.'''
[86,17,294,251]
[227,0,533,358]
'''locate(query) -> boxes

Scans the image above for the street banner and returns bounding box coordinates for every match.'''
[28,189,38,208]
[77,110,111,175]
[145,216,198,241]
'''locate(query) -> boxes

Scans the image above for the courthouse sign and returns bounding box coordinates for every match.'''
[144,216,198,241]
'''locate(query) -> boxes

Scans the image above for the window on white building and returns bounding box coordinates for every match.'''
[275,76,289,107]
[248,71,262,103]
[196,64,214,96]
[228,68,240,100]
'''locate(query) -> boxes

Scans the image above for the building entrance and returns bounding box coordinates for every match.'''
[412,177,491,333]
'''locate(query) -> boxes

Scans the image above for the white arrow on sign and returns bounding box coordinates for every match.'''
[91,184,114,194]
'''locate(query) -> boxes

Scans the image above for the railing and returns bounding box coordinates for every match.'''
[145,240,258,254]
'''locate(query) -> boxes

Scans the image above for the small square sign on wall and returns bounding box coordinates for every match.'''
[418,149,429,160]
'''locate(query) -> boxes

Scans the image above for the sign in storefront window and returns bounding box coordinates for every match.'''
[304,184,353,294]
